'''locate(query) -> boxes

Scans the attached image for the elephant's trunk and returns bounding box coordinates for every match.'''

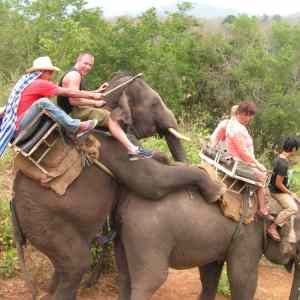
[164,131,187,162]
[289,261,300,300]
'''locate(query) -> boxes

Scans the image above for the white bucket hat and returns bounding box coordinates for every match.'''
[26,56,61,73]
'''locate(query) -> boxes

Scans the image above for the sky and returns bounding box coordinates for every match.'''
[87,0,300,17]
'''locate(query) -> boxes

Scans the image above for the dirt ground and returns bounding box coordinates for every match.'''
[0,263,292,300]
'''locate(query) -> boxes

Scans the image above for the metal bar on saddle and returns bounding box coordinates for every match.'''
[10,110,61,175]
[199,145,268,191]
[200,144,265,223]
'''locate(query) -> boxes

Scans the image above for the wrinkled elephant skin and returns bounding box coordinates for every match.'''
[115,190,300,300]
[13,134,222,300]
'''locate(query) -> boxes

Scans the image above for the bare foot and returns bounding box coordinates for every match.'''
[267,225,281,241]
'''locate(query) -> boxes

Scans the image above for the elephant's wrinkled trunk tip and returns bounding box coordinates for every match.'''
[168,128,191,142]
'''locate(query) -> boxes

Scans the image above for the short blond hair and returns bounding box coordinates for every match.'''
[76,52,94,62]
[231,105,238,117]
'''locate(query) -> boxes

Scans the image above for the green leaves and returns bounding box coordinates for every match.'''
[0,3,299,154]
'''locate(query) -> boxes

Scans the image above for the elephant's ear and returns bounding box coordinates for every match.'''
[110,91,133,125]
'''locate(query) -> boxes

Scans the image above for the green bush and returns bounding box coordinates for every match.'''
[290,163,300,194]
[0,149,17,278]
[0,248,17,279]
[1,1,300,151]
[0,199,17,278]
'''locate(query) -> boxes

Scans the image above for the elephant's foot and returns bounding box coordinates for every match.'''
[201,181,226,203]
[195,166,226,203]
[152,151,171,165]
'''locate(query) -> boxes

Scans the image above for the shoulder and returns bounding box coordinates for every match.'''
[219,119,229,127]
[30,79,57,89]
[63,70,81,81]
[274,157,288,169]
[62,70,81,86]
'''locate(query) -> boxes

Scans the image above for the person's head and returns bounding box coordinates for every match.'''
[236,101,257,125]
[282,136,299,155]
[74,53,94,76]
[26,56,60,80]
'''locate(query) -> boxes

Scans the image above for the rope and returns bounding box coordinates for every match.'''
[91,158,115,178]
[225,187,250,258]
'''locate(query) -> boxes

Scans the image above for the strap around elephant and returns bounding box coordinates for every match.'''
[92,158,115,178]
[225,188,250,256]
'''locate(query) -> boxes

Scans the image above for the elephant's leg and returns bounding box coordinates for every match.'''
[227,263,258,300]
[226,241,261,300]
[51,248,90,300]
[129,263,169,300]
[154,165,224,203]
[198,261,225,300]
[114,237,131,300]
[47,235,90,300]
[124,241,169,300]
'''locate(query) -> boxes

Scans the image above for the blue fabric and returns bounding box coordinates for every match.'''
[19,98,80,134]
[0,72,41,157]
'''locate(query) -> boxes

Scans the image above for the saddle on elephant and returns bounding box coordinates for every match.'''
[199,144,268,224]
[11,110,101,195]
[200,144,297,241]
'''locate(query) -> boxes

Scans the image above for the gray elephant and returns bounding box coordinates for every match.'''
[104,72,188,162]
[12,75,223,300]
[114,187,300,300]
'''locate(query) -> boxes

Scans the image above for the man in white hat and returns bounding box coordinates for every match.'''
[0,56,104,156]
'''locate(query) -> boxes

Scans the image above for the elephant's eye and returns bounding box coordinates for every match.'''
[151,100,159,107]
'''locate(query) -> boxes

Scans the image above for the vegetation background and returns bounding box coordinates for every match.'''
[0,0,300,296]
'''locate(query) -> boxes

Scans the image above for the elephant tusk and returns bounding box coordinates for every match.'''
[168,128,191,142]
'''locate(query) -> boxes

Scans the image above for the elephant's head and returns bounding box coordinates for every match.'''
[264,213,300,300]
[104,72,189,162]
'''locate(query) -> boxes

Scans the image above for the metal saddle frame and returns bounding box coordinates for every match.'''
[200,146,269,209]
[10,110,61,175]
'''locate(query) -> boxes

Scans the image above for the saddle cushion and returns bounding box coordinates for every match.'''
[200,162,258,224]
[14,137,82,195]
[14,134,101,195]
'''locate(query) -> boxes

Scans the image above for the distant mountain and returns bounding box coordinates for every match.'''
[90,1,242,19]
[160,3,241,18]
[287,12,300,19]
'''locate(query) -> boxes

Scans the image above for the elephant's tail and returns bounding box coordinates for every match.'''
[10,199,38,300]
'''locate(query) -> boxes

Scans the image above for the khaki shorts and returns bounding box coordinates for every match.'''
[271,193,298,211]
[71,106,110,127]
[235,161,266,183]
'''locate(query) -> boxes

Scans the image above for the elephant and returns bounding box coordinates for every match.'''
[12,130,223,299]
[103,72,189,162]
[13,73,224,300]
[114,187,300,300]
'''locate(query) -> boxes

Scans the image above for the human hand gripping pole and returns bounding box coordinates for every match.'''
[93,73,144,107]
